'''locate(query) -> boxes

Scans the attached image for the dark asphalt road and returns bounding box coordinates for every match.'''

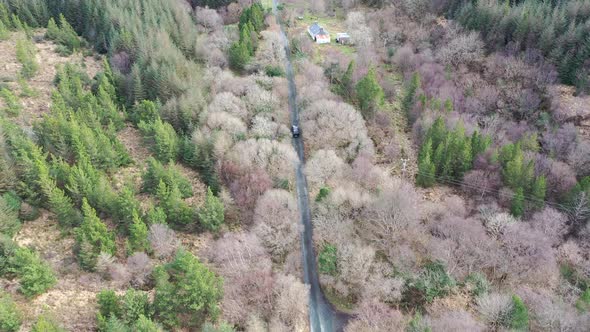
[271,2,349,331]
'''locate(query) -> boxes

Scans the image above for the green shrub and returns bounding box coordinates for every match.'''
[153,250,223,328]
[15,38,38,79]
[197,187,224,232]
[406,312,430,332]
[318,243,338,276]
[0,88,22,116]
[508,295,529,331]
[142,157,192,199]
[75,199,116,271]
[463,272,489,297]
[10,247,56,297]
[315,187,330,202]
[404,261,456,306]
[31,314,66,332]
[264,65,284,77]
[576,288,590,312]
[0,292,21,332]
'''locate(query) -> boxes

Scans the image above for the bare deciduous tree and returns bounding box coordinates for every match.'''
[301,99,374,161]
[206,232,275,326]
[148,223,180,259]
[273,274,309,331]
[253,189,300,260]
[345,298,406,332]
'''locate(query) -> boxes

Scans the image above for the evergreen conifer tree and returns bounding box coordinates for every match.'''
[127,210,149,253]
[75,199,116,271]
[511,187,525,217]
[197,187,224,232]
[355,66,384,119]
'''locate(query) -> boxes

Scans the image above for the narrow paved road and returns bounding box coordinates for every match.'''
[271,2,348,331]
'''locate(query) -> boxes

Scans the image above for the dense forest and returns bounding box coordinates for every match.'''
[0,0,588,331]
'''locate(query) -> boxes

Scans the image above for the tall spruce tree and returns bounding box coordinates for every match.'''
[355,66,384,119]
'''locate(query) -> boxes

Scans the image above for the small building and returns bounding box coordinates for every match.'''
[308,22,330,44]
[335,33,351,45]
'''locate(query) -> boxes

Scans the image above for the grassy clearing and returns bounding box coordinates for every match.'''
[289,10,356,64]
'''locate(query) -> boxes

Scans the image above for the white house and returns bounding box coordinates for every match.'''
[308,22,330,44]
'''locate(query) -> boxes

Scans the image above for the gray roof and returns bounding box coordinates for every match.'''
[309,22,328,36]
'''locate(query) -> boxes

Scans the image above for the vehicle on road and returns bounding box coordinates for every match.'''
[291,125,300,138]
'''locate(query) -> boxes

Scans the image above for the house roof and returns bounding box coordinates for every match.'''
[309,22,328,36]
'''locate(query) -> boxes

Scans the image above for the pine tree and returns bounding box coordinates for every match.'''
[130,100,159,125]
[45,184,82,228]
[113,187,141,231]
[138,118,179,163]
[0,4,11,29]
[509,295,529,331]
[131,64,145,104]
[0,292,21,332]
[250,3,265,32]
[0,20,8,40]
[97,289,122,328]
[428,117,446,148]
[45,17,59,40]
[75,199,116,271]
[0,88,22,116]
[511,187,525,217]
[133,315,162,332]
[531,176,546,209]
[340,60,355,99]
[355,66,384,119]
[127,210,149,253]
[470,130,491,161]
[228,41,250,72]
[57,14,80,51]
[16,38,39,79]
[31,314,65,332]
[197,187,224,232]
[240,24,254,56]
[417,138,436,187]
[153,250,222,328]
[401,72,421,122]
[142,157,192,198]
[156,180,195,227]
[10,247,56,297]
[11,15,23,31]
